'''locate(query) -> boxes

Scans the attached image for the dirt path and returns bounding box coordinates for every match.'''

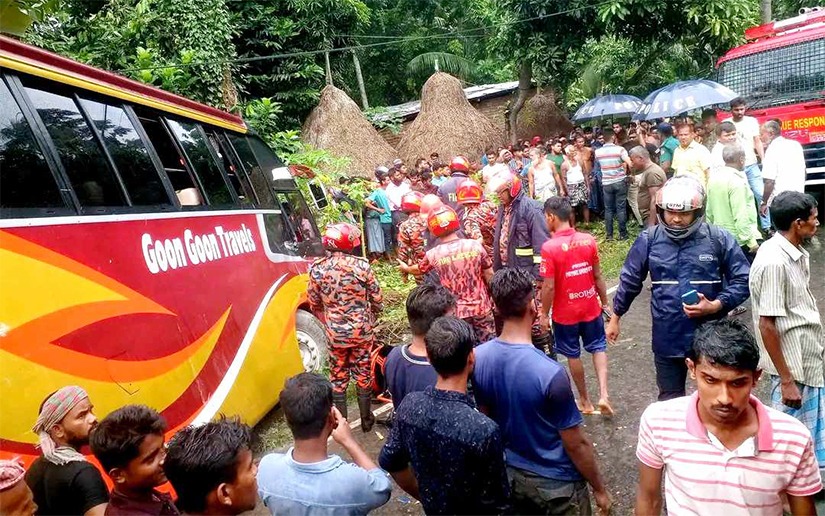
[254,239,825,516]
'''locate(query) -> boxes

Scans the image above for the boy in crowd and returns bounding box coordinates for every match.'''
[380,317,511,514]
[26,386,109,516]
[540,197,612,416]
[0,460,37,515]
[257,373,392,515]
[164,418,258,515]
[473,269,611,515]
[636,320,821,514]
[90,405,178,515]
[384,284,456,408]
[309,222,383,431]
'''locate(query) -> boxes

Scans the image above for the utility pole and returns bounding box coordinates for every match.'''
[760,0,771,23]
[324,51,333,85]
[352,51,369,109]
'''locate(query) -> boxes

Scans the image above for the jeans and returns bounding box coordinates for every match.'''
[654,354,688,401]
[602,181,628,239]
[744,163,770,229]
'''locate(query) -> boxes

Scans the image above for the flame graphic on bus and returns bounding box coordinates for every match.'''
[0,230,228,448]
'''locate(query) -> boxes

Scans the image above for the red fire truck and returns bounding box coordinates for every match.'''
[715,7,825,209]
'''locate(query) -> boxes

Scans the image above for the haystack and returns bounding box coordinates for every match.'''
[397,72,504,165]
[515,93,574,141]
[302,85,397,178]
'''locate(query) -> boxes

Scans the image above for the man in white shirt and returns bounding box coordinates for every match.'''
[760,120,807,216]
[727,98,768,230]
[710,121,739,171]
[385,166,411,252]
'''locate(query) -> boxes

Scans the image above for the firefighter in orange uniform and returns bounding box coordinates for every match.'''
[457,179,498,257]
[399,206,496,343]
[396,191,428,284]
[307,223,383,432]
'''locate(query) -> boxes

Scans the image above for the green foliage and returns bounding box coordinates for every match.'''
[362,106,403,134]
[1,0,59,35]
[230,0,370,127]
[407,51,475,80]
[24,0,236,108]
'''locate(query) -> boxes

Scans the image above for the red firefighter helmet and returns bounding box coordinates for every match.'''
[449,156,470,173]
[400,191,424,213]
[456,179,483,205]
[321,222,360,252]
[427,205,460,238]
[420,194,444,217]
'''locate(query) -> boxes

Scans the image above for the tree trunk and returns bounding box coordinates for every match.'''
[760,0,771,23]
[324,51,333,85]
[508,61,532,145]
[352,51,369,109]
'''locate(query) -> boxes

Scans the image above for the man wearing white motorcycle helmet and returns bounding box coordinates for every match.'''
[607,176,751,400]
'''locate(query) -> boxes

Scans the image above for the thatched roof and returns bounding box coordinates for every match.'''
[515,93,574,141]
[302,85,397,178]
[397,73,504,165]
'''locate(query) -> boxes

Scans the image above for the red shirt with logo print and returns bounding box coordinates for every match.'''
[539,228,602,325]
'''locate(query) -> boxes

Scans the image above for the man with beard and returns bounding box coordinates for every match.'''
[26,386,109,515]
[750,191,824,474]
[607,177,751,400]
[636,320,821,515]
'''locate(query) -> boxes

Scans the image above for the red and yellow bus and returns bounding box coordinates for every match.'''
[0,35,329,465]
[715,7,825,208]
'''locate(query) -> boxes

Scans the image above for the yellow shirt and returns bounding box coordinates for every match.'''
[672,141,711,187]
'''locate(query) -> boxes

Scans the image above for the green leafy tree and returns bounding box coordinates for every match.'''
[24,0,236,108]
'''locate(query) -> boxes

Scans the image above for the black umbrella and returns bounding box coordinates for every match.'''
[572,94,643,122]
[632,80,739,121]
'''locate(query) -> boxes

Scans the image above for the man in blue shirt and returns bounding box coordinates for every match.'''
[384,284,456,408]
[379,316,511,514]
[257,373,391,515]
[472,269,612,515]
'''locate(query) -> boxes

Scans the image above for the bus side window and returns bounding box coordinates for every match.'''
[226,134,277,209]
[204,130,255,207]
[20,76,127,208]
[166,120,233,207]
[276,191,323,256]
[0,78,67,213]
[137,115,203,206]
[79,98,171,206]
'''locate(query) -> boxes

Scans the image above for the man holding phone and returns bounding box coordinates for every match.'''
[606,176,751,400]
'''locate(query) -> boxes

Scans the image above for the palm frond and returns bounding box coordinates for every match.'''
[407,51,475,79]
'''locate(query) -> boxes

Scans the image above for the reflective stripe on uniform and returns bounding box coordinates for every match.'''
[689,280,722,284]
[533,255,542,264]
[515,248,533,256]
[651,280,679,285]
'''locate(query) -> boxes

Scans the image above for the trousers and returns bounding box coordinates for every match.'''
[626,179,643,225]
[602,181,628,239]
[654,354,688,401]
[744,163,770,229]
[329,345,372,394]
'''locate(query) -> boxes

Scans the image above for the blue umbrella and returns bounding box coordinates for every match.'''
[572,94,643,122]
[632,80,739,121]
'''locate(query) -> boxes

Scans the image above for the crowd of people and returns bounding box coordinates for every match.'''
[0,96,821,516]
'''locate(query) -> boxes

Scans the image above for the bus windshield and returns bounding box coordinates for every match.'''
[715,38,825,107]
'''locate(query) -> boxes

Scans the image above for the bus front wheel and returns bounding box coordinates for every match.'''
[296,310,328,372]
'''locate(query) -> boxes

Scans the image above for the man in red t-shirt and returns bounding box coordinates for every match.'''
[539,197,613,415]
[399,205,495,343]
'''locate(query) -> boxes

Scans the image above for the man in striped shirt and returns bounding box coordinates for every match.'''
[636,319,821,515]
[594,129,632,241]
[750,191,823,472]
